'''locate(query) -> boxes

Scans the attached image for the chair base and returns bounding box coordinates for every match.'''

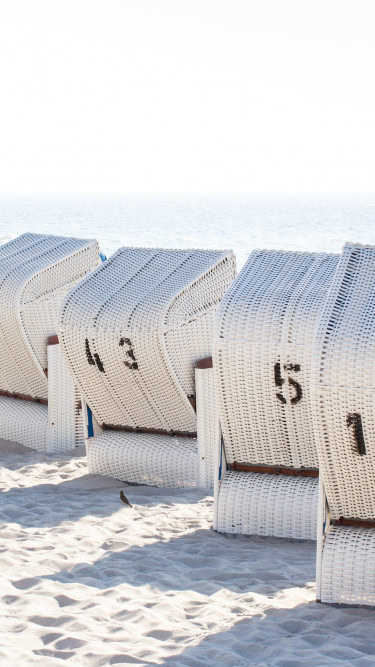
[0,396,48,451]
[87,430,198,488]
[216,470,318,539]
[321,525,375,605]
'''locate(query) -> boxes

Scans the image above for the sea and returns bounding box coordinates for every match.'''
[0,195,374,269]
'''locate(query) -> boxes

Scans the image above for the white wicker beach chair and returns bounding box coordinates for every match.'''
[58,246,236,487]
[212,249,339,539]
[313,243,375,605]
[0,233,100,452]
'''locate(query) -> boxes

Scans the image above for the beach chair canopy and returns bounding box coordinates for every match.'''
[59,247,236,436]
[214,248,339,469]
[313,243,375,521]
[0,233,100,401]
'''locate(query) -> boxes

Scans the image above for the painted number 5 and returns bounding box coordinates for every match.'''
[274,362,302,405]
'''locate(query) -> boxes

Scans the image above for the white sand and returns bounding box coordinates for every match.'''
[1,441,375,666]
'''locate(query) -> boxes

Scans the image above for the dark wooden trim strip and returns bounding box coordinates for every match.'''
[47,334,59,346]
[188,395,196,411]
[196,356,213,369]
[0,389,48,405]
[231,461,319,478]
[102,424,197,439]
[334,517,375,529]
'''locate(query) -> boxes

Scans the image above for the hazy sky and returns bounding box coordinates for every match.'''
[1,0,374,195]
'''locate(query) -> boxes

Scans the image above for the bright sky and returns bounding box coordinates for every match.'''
[1,0,374,195]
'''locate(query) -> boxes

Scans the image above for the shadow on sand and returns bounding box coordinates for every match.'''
[36,526,316,596]
[163,601,375,666]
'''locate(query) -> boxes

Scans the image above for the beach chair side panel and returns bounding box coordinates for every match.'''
[47,340,84,453]
[195,360,220,489]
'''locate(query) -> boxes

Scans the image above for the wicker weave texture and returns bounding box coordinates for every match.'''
[87,431,198,487]
[0,233,100,401]
[312,243,375,521]
[47,344,84,453]
[59,247,235,433]
[0,396,48,451]
[217,470,318,539]
[214,249,338,469]
[196,366,219,489]
[321,525,375,605]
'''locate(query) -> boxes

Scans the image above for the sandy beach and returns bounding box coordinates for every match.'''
[0,440,374,665]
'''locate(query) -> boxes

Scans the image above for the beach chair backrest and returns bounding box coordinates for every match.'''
[0,233,100,400]
[59,247,236,433]
[214,249,338,469]
[312,243,375,520]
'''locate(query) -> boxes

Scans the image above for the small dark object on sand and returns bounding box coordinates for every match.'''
[120,490,132,507]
